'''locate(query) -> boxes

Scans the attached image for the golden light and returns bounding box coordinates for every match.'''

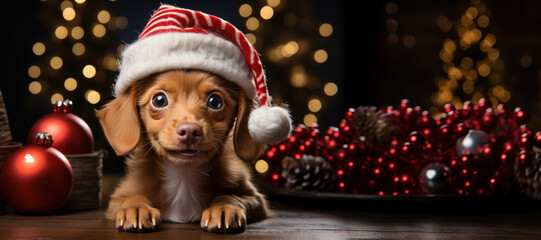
[55,26,68,39]
[74,0,86,3]
[447,67,463,81]
[436,15,453,33]
[115,16,128,29]
[439,51,453,63]
[491,85,504,98]
[281,41,299,57]
[260,6,274,20]
[403,35,416,48]
[487,48,499,61]
[28,65,41,79]
[477,62,491,77]
[290,66,308,88]
[500,91,511,102]
[387,34,399,45]
[85,90,101,104]
[28,81,42,94]
[92,24,106,38]
[102,53,117,71]
[461,16,473,28]
[83,65,96,78]
[51,93,64,103]
[72,42,85,56]
[438,89,453,103]
[97,10,111,24]
[267,0,280,7]
[324,82,338,96]
[245,33,256,45]
[386,19,398,33]
[303,114,317,127]
[117,44,126,53]
[462,81,474,94]
[385,2,398,15]
[60,0,73,10]
[480,34,495,52]
[520,55,532,68]
[466,7,478,19]
[461,29,482,45]
[460,57,473,70]
[319,23,333,37]
[465,69,478,82]
[254,159,269,173]
[477,15,489,28]
[50,56,63,70]
[71,26,84,39]
[32,42,45,56]
[314,49,328,63]
[308,98,322,112]
[64,78,77,91]
[246,17,259,31]
[63,7,76,21]
[239,4,252,18]
[443,39,456,53]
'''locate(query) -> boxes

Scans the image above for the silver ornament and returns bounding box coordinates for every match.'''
[419,163,451,194]
[456,129,489,157]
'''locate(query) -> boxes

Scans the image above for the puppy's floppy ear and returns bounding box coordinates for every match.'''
[96,88,140,156]
[234,95,266,162]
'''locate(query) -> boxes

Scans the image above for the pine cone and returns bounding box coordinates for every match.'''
[281,155,336,191]
[0,89,12,145]
[351,106,396,145]
[515,147,541,197]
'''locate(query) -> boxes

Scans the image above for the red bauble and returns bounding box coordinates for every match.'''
[27,100,93,154]
[0,132,74,214]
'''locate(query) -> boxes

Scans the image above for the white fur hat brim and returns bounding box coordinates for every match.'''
[114,32,255,98]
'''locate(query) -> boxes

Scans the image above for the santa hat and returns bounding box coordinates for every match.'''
[114,5,291,144]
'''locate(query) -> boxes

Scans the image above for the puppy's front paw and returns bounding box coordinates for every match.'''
[116,205,160,233]
[201,204,246,233]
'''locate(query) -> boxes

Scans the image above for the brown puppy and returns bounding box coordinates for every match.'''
[97,70,267,233]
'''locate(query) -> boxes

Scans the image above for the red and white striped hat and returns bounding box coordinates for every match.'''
[114,5,291,144]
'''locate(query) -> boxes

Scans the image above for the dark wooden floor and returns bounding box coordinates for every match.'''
[1,175,541,239]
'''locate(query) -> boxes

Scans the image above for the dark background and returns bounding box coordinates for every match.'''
[1,0,541,174]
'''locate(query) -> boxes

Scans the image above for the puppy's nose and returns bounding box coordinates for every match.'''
[176,123,202,145]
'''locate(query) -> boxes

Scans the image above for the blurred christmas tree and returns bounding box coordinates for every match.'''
[238,0,341,127]
[431,0,511,115]
[26,0,126,111]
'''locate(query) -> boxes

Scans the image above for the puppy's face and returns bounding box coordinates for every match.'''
[97,69,265,167]
[138,71,239,168]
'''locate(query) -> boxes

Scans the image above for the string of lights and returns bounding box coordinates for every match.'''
[239,0,338,127]
[430,0,510,116]
[26,0,126,107]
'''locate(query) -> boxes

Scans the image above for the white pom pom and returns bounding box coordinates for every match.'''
[248,106,292,144]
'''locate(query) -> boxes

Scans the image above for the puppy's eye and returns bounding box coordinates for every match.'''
[207,94,223,110]
[151,92,169,109]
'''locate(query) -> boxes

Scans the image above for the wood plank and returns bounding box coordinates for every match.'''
[1,202,541,239]
[2,175,541,240]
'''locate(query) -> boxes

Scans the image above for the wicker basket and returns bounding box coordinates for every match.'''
[0,142,22,214]
[62,150,105,210]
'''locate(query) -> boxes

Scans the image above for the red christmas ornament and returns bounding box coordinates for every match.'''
[0,132,74,214]
[27,100,94,154]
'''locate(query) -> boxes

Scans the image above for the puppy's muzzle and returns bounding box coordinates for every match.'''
[176,123,202,145]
